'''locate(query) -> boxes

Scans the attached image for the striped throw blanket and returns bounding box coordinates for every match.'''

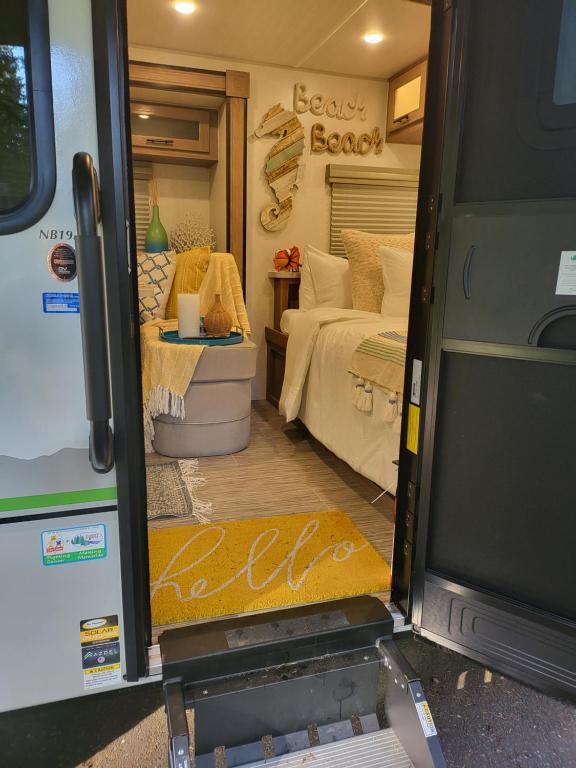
[349,330,407,411]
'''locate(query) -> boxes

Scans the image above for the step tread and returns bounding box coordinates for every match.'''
[237,728,414,768]
[160,596,393,684]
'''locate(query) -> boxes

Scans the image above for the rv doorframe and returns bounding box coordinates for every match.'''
[392,0,453,617]
[92,0,151,681]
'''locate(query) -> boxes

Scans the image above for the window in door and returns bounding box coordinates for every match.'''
[455,0,576,204]
[0,0,55,233]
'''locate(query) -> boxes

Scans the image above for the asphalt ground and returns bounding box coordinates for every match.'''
[1,634,574,767]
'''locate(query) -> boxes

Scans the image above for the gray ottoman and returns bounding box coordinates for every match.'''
[152,339,257,458]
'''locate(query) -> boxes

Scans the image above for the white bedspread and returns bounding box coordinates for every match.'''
[279,308,407,490]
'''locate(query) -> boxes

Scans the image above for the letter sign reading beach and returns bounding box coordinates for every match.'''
[294,83,367,121]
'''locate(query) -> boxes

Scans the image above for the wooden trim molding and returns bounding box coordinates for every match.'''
[227,96,247,284]
[226,70,250,99]
[129,61,227,94]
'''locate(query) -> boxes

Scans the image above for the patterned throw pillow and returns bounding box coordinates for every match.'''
[137,250,177,323]
[165,246,211,320]
[340,230,414,313]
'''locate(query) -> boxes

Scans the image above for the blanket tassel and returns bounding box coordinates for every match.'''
[353,377,373,413]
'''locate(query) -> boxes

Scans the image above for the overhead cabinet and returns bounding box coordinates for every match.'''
[131,102,218,166]
[386,58,427,145]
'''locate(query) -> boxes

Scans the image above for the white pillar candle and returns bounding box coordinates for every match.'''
[178,293,200,338]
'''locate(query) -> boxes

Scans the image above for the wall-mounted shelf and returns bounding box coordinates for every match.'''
[130,102,218,166]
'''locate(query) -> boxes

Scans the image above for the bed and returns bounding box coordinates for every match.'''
[271,171,416,492]
[279,307,407,492]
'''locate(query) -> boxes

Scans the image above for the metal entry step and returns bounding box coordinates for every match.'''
[159,596,394,684]
[239,728,413,767]
[165,638,447,768]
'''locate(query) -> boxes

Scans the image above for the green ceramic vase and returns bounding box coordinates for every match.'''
[145,204,169,252]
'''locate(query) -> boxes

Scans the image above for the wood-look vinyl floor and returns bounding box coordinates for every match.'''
[147,400,395,635]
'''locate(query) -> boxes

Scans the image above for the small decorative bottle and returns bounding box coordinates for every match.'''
[204,294,233,337]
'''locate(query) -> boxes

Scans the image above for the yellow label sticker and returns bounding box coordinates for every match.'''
[80,625,119,645]
[84,663,120,676]
[407,404,420,455]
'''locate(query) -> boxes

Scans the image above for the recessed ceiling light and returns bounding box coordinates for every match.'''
[174,1,196,14]
[363,32,384,45]
[138,114,150,119]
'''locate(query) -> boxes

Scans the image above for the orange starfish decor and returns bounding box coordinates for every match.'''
[273,245,301,272]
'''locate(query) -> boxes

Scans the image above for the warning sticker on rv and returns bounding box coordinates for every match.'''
[80,615,121,690]
[41,524,107,566]
[415,700,437,738]
[406,404,420,455]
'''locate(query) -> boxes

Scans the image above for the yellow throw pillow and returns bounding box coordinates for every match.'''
[165,246,211,319]
[340,230,414,313]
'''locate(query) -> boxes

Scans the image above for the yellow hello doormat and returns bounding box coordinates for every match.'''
[149,511,391,626]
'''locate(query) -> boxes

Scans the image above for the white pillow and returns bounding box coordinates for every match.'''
[379,245,413,317]
[299,244,352,310]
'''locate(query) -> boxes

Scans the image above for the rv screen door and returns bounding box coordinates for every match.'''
[398,0,576,697]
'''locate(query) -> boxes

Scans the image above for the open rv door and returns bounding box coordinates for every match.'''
[395,0,576,697]
[0,0,148,710]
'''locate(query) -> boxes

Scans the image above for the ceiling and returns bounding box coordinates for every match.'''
[127,0,431,80]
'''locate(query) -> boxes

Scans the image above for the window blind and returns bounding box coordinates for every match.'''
[327,165,419,256]
[132,161,152,252]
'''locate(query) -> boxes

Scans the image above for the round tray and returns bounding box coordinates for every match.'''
[160,329,243,346]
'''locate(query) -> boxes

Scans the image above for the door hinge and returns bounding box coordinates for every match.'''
[425,230,440,252]
[421,285,435,305]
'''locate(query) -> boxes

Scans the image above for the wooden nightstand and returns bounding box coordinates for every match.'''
[265,327,288,408]
[265,271,300,407]
[268,270,300,331]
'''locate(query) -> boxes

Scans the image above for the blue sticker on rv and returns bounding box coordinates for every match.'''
[42,292,80,314]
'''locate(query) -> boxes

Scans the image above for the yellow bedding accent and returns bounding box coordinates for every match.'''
[149,511,391,625]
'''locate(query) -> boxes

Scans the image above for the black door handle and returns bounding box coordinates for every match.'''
[463,245,475,300]
[72,152,114,473]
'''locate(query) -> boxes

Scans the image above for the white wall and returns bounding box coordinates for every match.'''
[153,162,211,238]
[130,46,422,398]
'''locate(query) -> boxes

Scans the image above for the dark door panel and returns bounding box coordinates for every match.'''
[428,351,576,621]
[420,576,576,698]
[443,207,576,344]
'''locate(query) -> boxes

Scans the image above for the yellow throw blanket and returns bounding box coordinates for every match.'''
[140,319,204,452]
[140,252,251,452]
[200,252,251,336]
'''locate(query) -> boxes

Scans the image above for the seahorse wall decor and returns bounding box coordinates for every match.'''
[254,104,305,232]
